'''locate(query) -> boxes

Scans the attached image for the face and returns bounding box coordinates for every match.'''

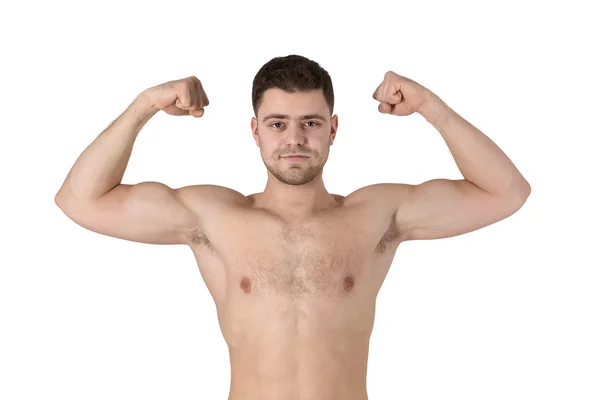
[251,88,338,186]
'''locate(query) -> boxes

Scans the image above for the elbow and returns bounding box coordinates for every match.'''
[509,180,531,209]
[55,191,65,209]
[520,179,532,201]
[508,175,531,204]
[499,179,531,209]
[54,189,78,213]
[55,181,69,207]
[55,186,72,206]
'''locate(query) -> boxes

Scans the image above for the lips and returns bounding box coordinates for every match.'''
[282,155,309,162]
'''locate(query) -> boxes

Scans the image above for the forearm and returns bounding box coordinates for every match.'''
[418,93,531,198]
[56,93,159,202]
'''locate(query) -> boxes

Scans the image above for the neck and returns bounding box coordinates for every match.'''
[259,171,338,217]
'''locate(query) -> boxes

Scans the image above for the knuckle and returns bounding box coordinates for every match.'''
[175,80,189,92]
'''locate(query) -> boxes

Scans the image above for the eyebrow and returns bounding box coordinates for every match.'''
[262,113,328,122]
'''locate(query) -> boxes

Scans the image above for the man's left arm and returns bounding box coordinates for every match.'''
[371,71,531,241]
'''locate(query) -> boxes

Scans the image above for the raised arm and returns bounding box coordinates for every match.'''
[55,77,213,245]
[369,71,531,242]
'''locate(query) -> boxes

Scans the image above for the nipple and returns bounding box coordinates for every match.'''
[343,275,355,291]
[240,277,252,294]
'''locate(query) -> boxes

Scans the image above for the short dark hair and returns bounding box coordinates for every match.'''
[252,54,334,117]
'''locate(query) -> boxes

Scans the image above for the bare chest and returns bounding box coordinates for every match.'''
[238,223,366,298]
[188,207,402,303]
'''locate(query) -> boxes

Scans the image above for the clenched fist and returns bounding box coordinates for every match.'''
[143,76,210,118]
[372,71,433,117]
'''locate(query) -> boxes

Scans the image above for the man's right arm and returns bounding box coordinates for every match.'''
[55,89,207,245]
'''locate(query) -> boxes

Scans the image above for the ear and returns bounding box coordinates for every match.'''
[251,117,260,146]
[329,114,338,145]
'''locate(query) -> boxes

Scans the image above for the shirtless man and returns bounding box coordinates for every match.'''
[55,54,531,399]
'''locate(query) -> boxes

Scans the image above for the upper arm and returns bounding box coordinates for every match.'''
[56,182,227,245]
[377,179,529,242]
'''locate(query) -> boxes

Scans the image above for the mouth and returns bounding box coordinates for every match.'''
[282,155,309,162]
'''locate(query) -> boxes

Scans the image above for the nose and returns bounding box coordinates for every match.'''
[284,126,307,146]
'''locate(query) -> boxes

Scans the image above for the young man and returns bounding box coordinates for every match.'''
[55,54,531,399]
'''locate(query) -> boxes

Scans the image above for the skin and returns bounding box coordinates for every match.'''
[250,88,340,217]
[55,73,530,400]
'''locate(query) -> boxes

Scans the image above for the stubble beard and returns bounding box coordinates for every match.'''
[262,150,325,186]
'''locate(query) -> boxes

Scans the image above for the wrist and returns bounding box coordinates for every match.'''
[418,92,450,129]
[126,92,160,126]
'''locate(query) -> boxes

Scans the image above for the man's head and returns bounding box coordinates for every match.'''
[251,55,338,186]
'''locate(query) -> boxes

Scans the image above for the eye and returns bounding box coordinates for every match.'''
[306,121,320,127]
[270,122,283,129]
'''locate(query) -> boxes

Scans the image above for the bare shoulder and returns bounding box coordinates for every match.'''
[340,183,412,230]
[343,182,412,208]
[173,184,251,246]
[174,184,250,213]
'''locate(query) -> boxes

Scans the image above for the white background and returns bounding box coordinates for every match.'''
[1,0,599,399]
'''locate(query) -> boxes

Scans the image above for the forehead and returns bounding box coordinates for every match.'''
[260,88,328,116]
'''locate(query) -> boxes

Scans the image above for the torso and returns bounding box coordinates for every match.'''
[184,190,405,400]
